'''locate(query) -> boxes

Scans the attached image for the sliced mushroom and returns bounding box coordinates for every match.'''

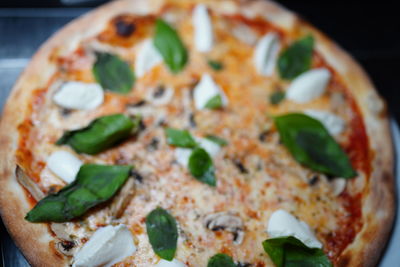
[331,178,346,196]
[204,212,245,245]
[50,223,77,256]
[15,165,45,201]
[110,178,136,218]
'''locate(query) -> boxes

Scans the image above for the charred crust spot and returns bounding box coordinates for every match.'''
[189,113,196,128]
[128,99,147,107]
[233,159,248,174]
[153,85,166,98]
[60,240,75,251]
[60,108,72,117]
[309,175,319,186]
[147,137,159,151]
[258,131,270,142]
[115,19,136,37]
[130,170,143,183]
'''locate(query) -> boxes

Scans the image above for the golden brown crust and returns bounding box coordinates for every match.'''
[0,0,395,266]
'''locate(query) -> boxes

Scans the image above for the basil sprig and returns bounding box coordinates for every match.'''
[189,148,216,186]
[146,207,178,261]
[205,135,228,146]
[205,95,223,109]
[57,114,139,155]
[263,236,332,267]
[93,52,135,94]
[275,113,356,178]
[278,35,314,80]
[25,164,132,222]
[208,60,224,71]
[165,129,217,186]
[270,91,286,105]
[154,19,188,73]
[207,253,236,267]
[165,128,197,148]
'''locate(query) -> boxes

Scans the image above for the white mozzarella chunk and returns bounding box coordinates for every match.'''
[267,209,322,249]
[135,39,163,77]
[156,259,187,267]
[53,81,104,110]
[73,225,136,267]
[304,109,345,136]
[175,148,193,167]
[286,68,331,103]
[175,137,221,167]
[331,178,347,196]
[47,151,83,183]
[193,74,228,110]
[253,32,280,76]
[193,4,214,52]
[195,137,221,157]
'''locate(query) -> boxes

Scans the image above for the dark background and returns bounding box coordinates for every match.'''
[1,0,399,266]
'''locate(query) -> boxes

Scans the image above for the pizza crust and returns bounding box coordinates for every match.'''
[0,0,394,266]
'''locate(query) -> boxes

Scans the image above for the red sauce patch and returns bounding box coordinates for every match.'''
[324,192,363,263]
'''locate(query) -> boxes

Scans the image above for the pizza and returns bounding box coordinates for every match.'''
[0,0,395,266]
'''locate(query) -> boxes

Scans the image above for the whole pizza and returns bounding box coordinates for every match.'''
[0,0,395,266]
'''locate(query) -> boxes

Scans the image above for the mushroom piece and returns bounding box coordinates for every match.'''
[50,223,77,256]
[110,178,136,218]
[204,212,245,245]
[15,165,45,201]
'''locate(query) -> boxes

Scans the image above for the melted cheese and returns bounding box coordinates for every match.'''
[19,2,362,266]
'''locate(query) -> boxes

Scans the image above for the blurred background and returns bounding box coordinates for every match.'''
[1,0,399,266]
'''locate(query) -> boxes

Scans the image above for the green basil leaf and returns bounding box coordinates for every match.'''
[154,19,188,73]
[208,60,224,71]
[274,113,356,178]
[57,114,138,155]
[25,164,132,222]
[270,91,286,105]
[204,95,223,109]
[205,135,228,146]
[146,207,178,261]
[278,35,314,80]
[207,253,236,267]
[92,52,135,94]
[188,148,216,186]
[165,128,197,148]
[262,236,332,267]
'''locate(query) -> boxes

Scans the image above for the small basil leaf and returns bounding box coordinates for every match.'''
[146,207,178,261]
[204,95,223,109]
[207,253,236,267]
[274,113,356,178]
[154,19,188,73]
[188,148,216,186]
[57,114,136,155]
[92,52,135,94]
[25,164,132,222]
[262,236,332,267]
[270,91,285,105]
[278,35,314,80]
[165,128,197,148]
[208,60,224,71]
[205,135,228,146]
